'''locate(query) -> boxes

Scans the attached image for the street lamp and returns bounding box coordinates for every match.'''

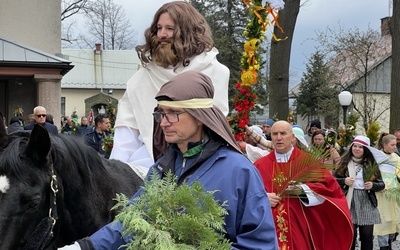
[338,91,353,125]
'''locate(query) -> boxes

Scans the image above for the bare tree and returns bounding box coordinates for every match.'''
[62,0,88,21]
[61,0,89,44]
[82,0,136,50]
[317,25,391,132]
[390,3,400,133]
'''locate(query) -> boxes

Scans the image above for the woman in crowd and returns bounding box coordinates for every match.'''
[334,135,386,250]
[310,129,341,165]
[374,133,400,250]
[292,126,309,151]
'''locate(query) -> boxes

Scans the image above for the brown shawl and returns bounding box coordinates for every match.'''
[152,71,240,159]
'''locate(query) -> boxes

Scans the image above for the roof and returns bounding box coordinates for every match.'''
[290,34,392,96]
[61,48,140,89]
[328,34,392,88]
[0,36,73,75]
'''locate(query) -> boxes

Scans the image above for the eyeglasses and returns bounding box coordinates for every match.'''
[152,111,186,123]
[35,114,47,118]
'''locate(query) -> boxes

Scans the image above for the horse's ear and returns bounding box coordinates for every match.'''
[0,113,8,148]
[25,124,51,163]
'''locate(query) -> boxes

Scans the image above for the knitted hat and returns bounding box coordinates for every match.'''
[352,135,370,147]
[263,118,275,127]
[309,119,321,129]
[250,125,263,136]
[351,135,393,172]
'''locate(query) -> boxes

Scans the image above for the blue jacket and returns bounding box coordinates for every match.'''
[85,138,278,250]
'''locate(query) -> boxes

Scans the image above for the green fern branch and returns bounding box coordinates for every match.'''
[384,188,400,207]
[112,170,231,250]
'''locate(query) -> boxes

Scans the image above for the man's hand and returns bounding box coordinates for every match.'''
[267,193,281,207]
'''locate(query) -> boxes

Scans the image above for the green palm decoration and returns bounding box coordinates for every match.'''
[272,149,336,197]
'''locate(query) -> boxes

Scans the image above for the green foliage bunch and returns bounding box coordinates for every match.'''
[105,98,116,129]
[366,121,380,147]
[385,188,400,207]
[362,161,380,182]
[112,171,231,250]
[101,133,114,156]
[347,113,360,128]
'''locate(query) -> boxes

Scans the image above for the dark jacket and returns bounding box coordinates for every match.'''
[7,121,23,134]
[76,125,93,137]
[24,122,58,134]
[334,166,385,207]
[84,130,111,157]
[61,124,75,135]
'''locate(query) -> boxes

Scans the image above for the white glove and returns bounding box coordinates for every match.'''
[58,242,82,250]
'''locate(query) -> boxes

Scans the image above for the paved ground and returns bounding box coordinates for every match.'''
[355,237,400,249]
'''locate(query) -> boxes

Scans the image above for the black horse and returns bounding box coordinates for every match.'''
[0,123,143,249]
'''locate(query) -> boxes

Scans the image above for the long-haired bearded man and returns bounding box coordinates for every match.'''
[109,1,229,177]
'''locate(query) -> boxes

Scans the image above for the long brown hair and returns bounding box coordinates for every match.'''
[335,144,376,176]
[136,1,214,69]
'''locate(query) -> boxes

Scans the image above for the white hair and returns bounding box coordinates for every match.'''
[33,106,46,114]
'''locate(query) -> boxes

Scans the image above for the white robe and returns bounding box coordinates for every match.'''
[110,48,229,175]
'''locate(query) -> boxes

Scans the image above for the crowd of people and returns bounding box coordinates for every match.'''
[5,105,112,159]
[3,1,399,250]
[241,119,400,250]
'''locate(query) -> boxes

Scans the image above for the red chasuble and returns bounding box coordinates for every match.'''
[254,147,353,250]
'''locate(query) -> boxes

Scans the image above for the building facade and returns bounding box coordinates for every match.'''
[61,45,140,120]
[0,0,70,127]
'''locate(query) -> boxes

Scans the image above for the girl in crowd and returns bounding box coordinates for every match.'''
[375,133,400,250]
[334,135,385,250]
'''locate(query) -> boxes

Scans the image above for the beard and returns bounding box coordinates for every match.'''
[151,36,179,68]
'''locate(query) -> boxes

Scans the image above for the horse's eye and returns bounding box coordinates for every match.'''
[28,200,40,210]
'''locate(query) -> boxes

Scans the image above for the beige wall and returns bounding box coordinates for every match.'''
[61,89,124,119]
[0,0,61,55]
[353,93,390,135]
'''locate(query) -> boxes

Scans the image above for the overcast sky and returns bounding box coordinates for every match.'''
[113,0,392,86]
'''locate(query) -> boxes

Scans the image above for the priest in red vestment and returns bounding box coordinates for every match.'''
[254,120,353,250]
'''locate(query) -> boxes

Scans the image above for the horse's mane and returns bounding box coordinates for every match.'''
[0,132,110,185]
[49,135,110,181]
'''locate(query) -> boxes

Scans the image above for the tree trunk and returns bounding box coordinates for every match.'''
[390,2,400,133]
[268,0,300,120]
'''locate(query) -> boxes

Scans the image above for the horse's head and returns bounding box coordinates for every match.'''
[0,124,57,249]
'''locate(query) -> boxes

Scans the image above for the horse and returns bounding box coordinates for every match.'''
[0,122,143,249]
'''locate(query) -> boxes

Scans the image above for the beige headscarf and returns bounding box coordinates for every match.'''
[155,71,241,153]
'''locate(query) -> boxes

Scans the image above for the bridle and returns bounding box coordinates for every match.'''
[48,167,59,238]
[22,161,59,250]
